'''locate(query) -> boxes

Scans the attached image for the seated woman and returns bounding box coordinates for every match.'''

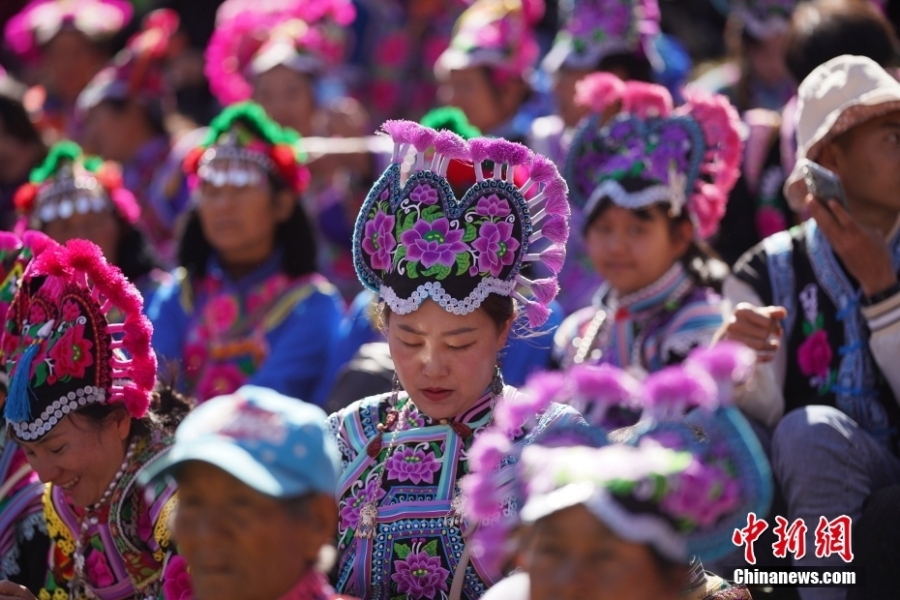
[435,0,547,142]
[554,74,742,374]
[467,344,771,600]
[328,121,583,598]
[0,238,191,600]
[147,102,343,404]
[13,141,167,302]
[0,231,53,595]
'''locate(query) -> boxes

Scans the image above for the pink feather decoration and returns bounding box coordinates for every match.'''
[575,72,626,113]
[622,81,673,118]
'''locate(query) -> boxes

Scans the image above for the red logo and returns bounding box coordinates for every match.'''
[733,514,853,564]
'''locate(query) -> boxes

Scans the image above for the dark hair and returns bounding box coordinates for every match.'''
[176,176,318,280]
[0,93,45,149]
[114,219,165,284]
[595,52,655,83]
[586,196,728,293]
[71,381,195,438]
[99,98,167,138]
[373,293,516,333]
[786,0,898,83]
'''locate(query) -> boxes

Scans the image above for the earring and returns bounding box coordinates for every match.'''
[390,372,401,407]
[491,363,504,397]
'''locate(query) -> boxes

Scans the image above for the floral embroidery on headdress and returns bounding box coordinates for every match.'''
[462,342,772,567]
[4,0,133,61]
[205,0,355,106]
[13,141,141,230]
[543,0,661,72]
[564,72,743,239]
[183,102,310,193]
[3,239,157,441]
[353,120,571,327]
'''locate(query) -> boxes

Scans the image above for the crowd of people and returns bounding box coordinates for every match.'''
[0,0,898,599]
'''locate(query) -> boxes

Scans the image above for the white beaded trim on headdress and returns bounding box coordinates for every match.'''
[379,278,518,317]
[10,386,107,441]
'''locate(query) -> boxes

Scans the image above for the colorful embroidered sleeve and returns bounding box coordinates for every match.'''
[38,489,75,600]
[656,292,725,367]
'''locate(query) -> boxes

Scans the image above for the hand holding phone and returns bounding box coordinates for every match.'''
[801,159,849,211]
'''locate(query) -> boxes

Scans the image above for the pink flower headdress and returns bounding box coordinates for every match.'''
[435,0,545,81]
[565,72,743,239]
[13,141,141,232]
[4,0,133,61]
[3,239,157,441]
[462,342,771,568]
[353,120,570,327]
[205,0,356,106]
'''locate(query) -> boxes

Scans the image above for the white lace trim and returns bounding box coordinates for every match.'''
[17,511,46,541]
[0,544,20,578]
[660,328,718,362]
[9,386,106,441]
[380,278,517,316]
[584,180,672,218]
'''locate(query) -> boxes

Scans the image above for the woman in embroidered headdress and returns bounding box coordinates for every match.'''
[467,343,770,600]
[0,231,53,596]
[3,0,133,142]
[435,0,549,142]
[77,9,192,262]
[0,238,191,600]
[206,0,371,300]
[327,121,583,599]
[12,141,167,303]
[147,102,343,404]
[553,74,742,374]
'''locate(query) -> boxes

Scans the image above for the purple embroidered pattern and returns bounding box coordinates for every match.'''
[386,447,442,485]
[400,218,467,270]
[473,221,520,277]
[362,211,397,271]
[391,543,450,599]
[341,476,387,530]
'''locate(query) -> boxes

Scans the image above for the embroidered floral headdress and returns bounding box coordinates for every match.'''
[4,0,133,61]
[564,73,743,239]
[2,239,157,441]
[462,343,772,567]
[714,0,799,39]
[77,9,179,115]
[542,0,661,72]
[13,141,140,230]
[353,120,570,327]
[435,0,545,80]
[183,102,310,193]
[205,0,355,106]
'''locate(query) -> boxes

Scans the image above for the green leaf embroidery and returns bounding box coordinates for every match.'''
[463,223,478,243]
[395,543,411,560]
[393,245,407,267]
[455,252,471,276]
[802,321,814,337]
[423,539,439,557]
[407,261,419,279]
[422,264,452,280]
[90,537,104,552]
[815,313,824,330]
[421,205,442,223]
[34,361,47,387]
[400,211,417,233]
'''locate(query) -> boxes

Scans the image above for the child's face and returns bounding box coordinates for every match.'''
[521,504,681,600]
[41,30,106,103]
[584,204,692,296]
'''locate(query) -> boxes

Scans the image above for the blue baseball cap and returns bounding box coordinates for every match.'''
[141,385,340,498]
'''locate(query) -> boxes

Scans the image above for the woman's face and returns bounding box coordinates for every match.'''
[17,411,131,507]
[197,177,293,268]
[745,32,791,88]
[584,204,692,296]
[42,210,122,265]
[175,462,335,600]
[387,299,511,421]
[521,504,682,600]
[441,67,521,134]
[253,66,316,135]
[41,30,106,103]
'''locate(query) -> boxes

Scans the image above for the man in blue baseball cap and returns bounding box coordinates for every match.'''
[141,385,356,600]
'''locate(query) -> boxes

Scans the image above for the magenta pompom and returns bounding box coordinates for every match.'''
[468,139,493,165]
[541,215,570,244]
[485,139,532,166]
[542,181,571,217]
[524,300,551,328]
[433,130,470,160]
[622,81,674,118]
[409,124,438,153]
[575,72,626,113]
[539,245,566,274]
[571,364,641,410]
[528,154,559,184]
[529,277,559,306]
[381,120,418,145]
[643,366,718,418]
[0,232,22,252]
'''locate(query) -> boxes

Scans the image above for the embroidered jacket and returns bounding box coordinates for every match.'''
[327,388,585,600]
[39,434,179,600]
[0,431,48,594]
[727,221,900,449]
[553,263,724,373]
[147,252,343,404]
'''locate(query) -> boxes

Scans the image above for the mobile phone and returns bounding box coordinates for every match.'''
[801,159,849,210]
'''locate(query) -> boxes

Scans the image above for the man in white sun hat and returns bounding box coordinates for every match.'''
[717,54,900,600]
